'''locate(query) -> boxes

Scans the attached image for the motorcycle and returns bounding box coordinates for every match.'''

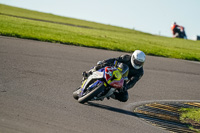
[73,62,129,104]
[174,26,187,39]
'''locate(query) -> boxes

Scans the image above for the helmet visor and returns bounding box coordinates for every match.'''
[133,58,144,67]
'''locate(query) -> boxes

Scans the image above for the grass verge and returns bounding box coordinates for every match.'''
[179,108,200,132]
[0,4,200,61]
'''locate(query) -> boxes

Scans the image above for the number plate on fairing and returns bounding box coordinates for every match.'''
[90,71,104,79]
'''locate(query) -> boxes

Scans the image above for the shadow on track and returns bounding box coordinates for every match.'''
[86,102,137,117]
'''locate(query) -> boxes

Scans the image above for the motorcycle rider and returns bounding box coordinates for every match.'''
[82,50,146,102]
[171,22,187,39]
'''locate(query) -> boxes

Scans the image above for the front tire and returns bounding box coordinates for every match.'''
[78,83,105,104]
[73,88,80,100]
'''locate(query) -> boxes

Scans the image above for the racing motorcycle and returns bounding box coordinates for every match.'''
[73,62,129,104]
[174,26,187,39]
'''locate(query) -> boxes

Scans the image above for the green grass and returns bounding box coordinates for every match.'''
[179,108,200,123]
[1,4,200,61]
[179,108,200,132]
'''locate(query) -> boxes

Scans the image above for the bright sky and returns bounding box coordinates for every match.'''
[0,0,200,40]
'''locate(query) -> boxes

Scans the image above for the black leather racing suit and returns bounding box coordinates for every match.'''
[96,54,144,102]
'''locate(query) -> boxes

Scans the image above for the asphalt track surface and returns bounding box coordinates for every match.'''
[0,36,200,133]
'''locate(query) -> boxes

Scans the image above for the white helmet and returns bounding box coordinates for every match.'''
[131,50,146,69]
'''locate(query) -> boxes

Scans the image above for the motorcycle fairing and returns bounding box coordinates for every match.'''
[109,78,124,89]
[79,66,124,98]
[80,71,104,96]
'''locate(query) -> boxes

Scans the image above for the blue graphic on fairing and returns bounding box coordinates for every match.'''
[80,80,103,96]
[97,68,105,72]
[89,80,103,90]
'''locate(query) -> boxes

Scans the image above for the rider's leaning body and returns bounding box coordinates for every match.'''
[83,50,146,102]
[96,54,144,90]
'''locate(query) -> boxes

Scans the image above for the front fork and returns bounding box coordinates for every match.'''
[79,79,116,101]
[79,80,103,97]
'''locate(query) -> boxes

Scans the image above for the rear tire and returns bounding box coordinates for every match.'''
[78,83,105,104]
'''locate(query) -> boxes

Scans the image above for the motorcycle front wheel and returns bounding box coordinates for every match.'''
[78,82,105,104]
[73,88,80,100]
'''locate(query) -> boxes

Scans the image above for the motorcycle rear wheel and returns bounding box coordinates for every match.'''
[78,82,105,104]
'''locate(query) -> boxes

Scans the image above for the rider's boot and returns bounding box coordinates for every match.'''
[109,93,116,99]
[109,91,128,102]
